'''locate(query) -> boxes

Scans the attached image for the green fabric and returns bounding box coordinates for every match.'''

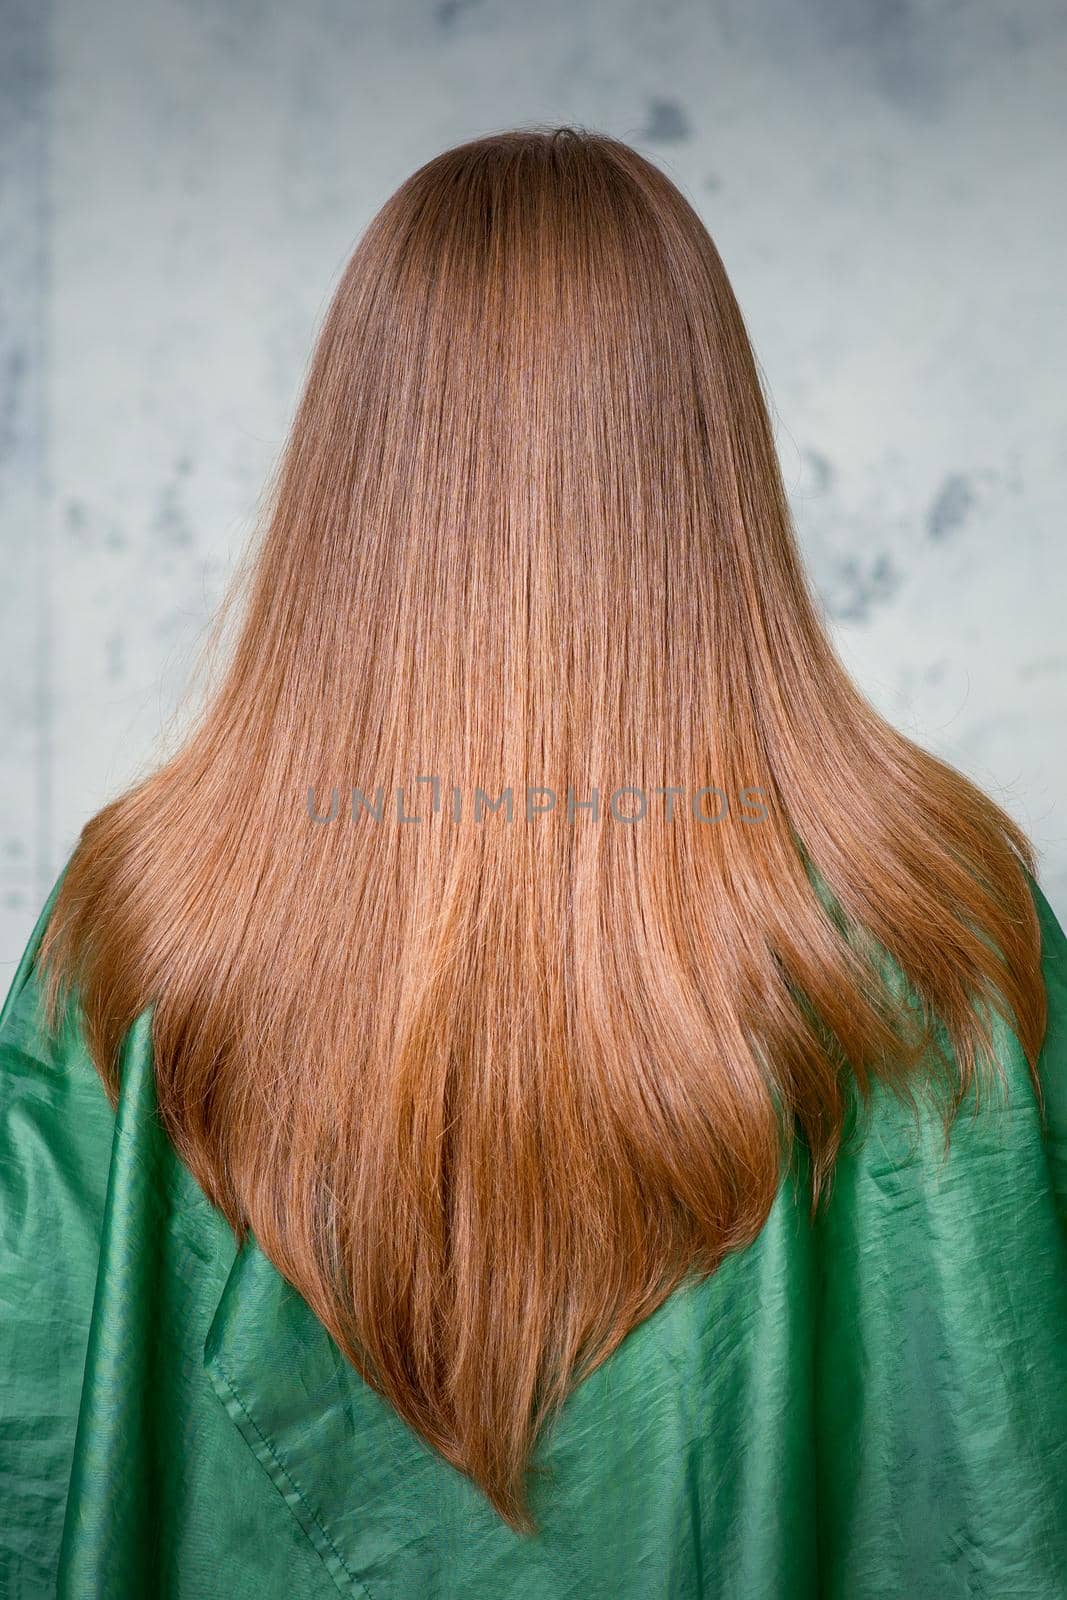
[2,871,1067,1600]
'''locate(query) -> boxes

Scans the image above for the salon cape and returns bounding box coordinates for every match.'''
[2,868,1067,1600]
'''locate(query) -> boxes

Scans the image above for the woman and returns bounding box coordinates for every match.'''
[2,126,1065,1599]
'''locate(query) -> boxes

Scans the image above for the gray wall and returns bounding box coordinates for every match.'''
[2,0,1065,973]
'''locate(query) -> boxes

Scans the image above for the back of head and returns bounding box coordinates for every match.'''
[38,125,1045,1530]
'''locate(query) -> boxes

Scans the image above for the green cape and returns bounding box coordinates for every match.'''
[2,870,1066,1598]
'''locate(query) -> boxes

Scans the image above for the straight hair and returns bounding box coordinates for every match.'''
[38,126,1046,1531]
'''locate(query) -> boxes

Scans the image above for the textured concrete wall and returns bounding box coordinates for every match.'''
[2,0,1065,970]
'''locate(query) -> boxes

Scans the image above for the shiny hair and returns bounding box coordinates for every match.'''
[39,126,1045,1531]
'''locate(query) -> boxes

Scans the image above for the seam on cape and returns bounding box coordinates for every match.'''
[207,1347,377,1600]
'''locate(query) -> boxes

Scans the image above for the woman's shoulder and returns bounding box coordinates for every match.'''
[0,866,117,1205]
[0,872,118,1598]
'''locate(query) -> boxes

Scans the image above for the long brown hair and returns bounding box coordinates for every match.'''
[39,126,1045,1530]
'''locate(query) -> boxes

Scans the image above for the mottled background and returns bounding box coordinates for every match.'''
[2,0,1065,969]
